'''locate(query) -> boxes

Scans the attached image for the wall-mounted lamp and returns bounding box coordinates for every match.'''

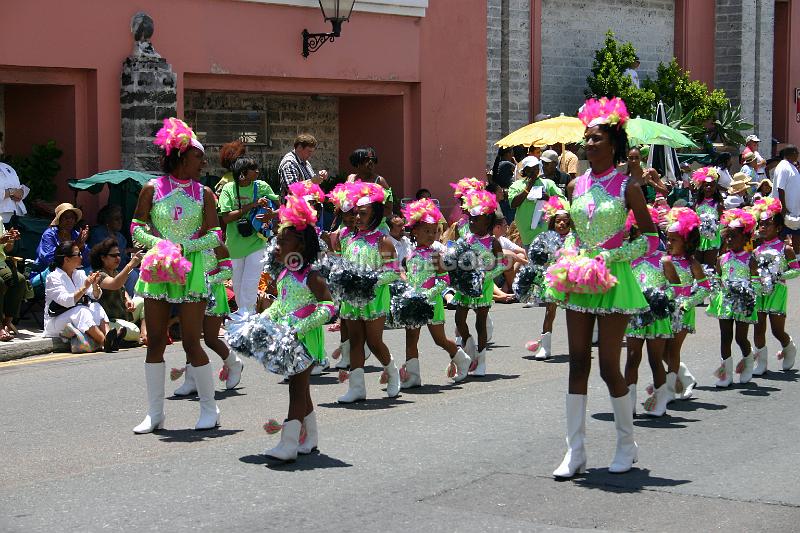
[302,0,356,58]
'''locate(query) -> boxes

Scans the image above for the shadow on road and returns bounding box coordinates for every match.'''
[466,373,520,382]
[757,370,798,383]
[165,389,247,401]
[156,428,243,443]
[573,468,691,493]
[317,398,414,410]
[400,383,464,395]
[239,452,352,471]
[521,354,569,363]
[667,399,727,412]
[591,412,700,428]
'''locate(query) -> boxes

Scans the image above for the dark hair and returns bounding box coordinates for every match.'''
[363,201,385,231]
[90,238,120,271]
[491,147,515,179]
[783,144,799,158]
[598,123,629,165]
[770,212,785,229]
[547,211,571,231]
[52,240,78,271]
[349,147,378,167]
[231,156,259,180]
[219,141,246,170]
[283,225,321,268]
[293,133,318,149]
[493,217,507,227]
[714,152,732,168]
[683,227,701,256]
[485,182,502,195]
[415,188,431,199]
[97,204,122,225]
[699,181,724,204]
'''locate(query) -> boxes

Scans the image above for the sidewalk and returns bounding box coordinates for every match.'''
[0,327,69,362]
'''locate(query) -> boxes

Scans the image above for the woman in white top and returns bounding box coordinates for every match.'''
[44,240,119,352]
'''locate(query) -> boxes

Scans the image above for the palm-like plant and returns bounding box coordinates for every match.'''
[712,103,754,146]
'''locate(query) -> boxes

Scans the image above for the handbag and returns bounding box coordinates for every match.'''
[48,295,89,317]
[235,180,255,238]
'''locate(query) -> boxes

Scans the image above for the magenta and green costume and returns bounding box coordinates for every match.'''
[626,251,673,339]
[405,245,449,326]
[754,238,800,316]
[668,255,710,333]
[205,255,232,317]
[339,228,400,320]
[131,177,222,303]
[696,198,721,251]
[265,266,335,365]
[707,250,758,323]
[452,234,504,309]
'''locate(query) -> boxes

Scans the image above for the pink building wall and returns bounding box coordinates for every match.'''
[674,0,716,88]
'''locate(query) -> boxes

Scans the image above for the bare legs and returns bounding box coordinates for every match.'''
[542,303,557,334]
[203,315,229,361]
[718,319,751,360]
[348,316,391,369]
[755,313,790,348]
[405,324,458,360]
[455,306,490,351]
[287,367,313,422]
[566,310,629,397]
[144,299,208,365]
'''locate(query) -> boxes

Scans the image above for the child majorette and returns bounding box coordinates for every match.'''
[327,181,358,370]
[450,178,485,240]
[399,198,472,387]
[662,207,710,400]
[623,207,672,417]
[527,196,571,360]
[751,197,798,373]
[451,189,506,376]
[261,195,336,462]
[692,167,724,268]
[707,208,759,386]
[338,181,402,403]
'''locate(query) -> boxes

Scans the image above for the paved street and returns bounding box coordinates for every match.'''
[2,295,800,532]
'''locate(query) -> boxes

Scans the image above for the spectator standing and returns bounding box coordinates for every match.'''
[213,140,246,196]
[219,156,278,315]
[0,162,29,225]
[507,157,564,247]
[714,152,735,189]
[625,147,668,203]
[491,146,517,222]
[347,147,393,216]
[741,134,766,180]
[540,150,571,191]
[740,151,758,181]
[623,56,641,88]
[554,143,580,179]
[773,145,800,250]
[278,134,329,228]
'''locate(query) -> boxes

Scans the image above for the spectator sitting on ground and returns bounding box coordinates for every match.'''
[492,216,528,293]
[90,238,145,345]
[0,223,25,341]
[415,188,432,200]
[89,204,138,295]
[33,203,90,275]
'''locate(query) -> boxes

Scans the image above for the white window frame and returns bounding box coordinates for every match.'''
[236,0,427,17]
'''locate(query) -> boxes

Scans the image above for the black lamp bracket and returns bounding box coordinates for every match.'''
[302,19,344,58]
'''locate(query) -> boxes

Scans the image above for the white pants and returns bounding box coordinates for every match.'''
[231,249,265,314]
[43,302,109,338]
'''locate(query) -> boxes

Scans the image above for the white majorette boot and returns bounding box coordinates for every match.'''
[400,358,422,389]
[297,411,318,455]
[463,336,477,359]
[471,348,487,376]
[714,357,734,387]
[665,372,678,404]
[780,337,797,371]
[337,368,366,403]
[223,354,244,389]
[643,383,669,417]
[310,361,324,375]
[609,393,638,473]
[737,352,755,384]
[534,332,552,360]
[553,393,587,479]
[133,362,166,434]
[628,383,637,416]
[384,357,401,398]
[676,363,696,400]
[173,364,197,396]
[264,419,301,462]
[193,363,220,430]
[335,340,351,369]
[486,315,494,343]
[752,345,768,376]
[451,348,472,383]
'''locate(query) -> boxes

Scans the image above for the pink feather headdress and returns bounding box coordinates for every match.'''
[350,181,386,207]
[462,189,499,217]
[665,207,700,239]
[542,196,570,221]
[751,197,782,221]
[624,206,659,231]
[288,180,325,203]
[402,198,444,227]
[153,118,204,156]
[690,167,719,186]
[278,195,318,231]
[328,182,358,213]
[578,97,630,128]
[720,208,756,234]
[450,177,486,199]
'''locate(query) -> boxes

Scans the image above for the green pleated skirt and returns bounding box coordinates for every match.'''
[757,283,788,316]
[135,250,208,303]
[340,285,390,321]
[548,260,649,315]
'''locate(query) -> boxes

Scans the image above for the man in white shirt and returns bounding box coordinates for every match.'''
[623,56,641,88]
[773,145,800,249]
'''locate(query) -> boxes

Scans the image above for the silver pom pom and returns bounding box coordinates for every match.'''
[225,313,314,378]
[723,278,756,316]
[755,248,783,295]
[699,212,719,239]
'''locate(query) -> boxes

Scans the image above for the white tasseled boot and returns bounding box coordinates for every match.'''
[384,357,401,398]
[463,336,477,359]
[193,363,220,430]
[534,332,553,360]
[337,368,366,403]
[643,383,669,417]
[310,361,324,375]
[715,357,734,387]
[752,345,768,376]
[487,315,494,343]
[628,384,637,416]
[471,348,487,376]
[335,340,351,369]
[609,393,638,473]
[133,362,166,434]
[451,348,471,383]
[297,411,318,455]
[553,394,587,479]
[400,358,422,389]
[676,363,696,400]
[737,352,755,384]
[263,419,301,462]
[665,372,678,404]
[780,337,796,371]
[223,354,244,389]
[173,364,197,396]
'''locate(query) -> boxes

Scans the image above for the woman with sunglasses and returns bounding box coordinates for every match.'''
[90,238,144,345]
[347,147,393,217]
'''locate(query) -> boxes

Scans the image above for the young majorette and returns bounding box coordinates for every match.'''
[337,182,402,403]
[449,177,485,240]
[707,208,759,386]
[261,195,336,461]
[399,198,472,387]
[327,182,358,370]
[528,196,571,360]
[623,207,671,417]
[751,197,798,373]
[693,167,724,268]
[452,189,506,376]
[662,207,710,400]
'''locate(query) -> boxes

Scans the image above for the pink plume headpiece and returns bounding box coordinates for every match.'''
[351,181,386,207]
[624,206,659,231]
[691,167,719,186]
[462,189,499,217]
[578,97,630,128]
[402,198,444,227]
[450,177,486,199]
[278,195,318,231]
[542,196,571,221]
[328,182,357,213]
[288,180,325,203]
[665,207,700,239]
[720,208,757,234]
[752,197,782,221]
[153,118,204,156]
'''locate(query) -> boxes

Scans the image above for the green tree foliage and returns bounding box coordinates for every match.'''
[4,140,63,204]
[641,58,728,122]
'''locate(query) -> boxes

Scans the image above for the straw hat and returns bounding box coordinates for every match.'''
[51,203,83,226]
[727,172,750,195]
[751,177,772,191]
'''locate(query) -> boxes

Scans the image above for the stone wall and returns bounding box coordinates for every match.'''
[184,91,339,182]
[486,0,530,163]
[539,0,675,117]
[0,86,5,148]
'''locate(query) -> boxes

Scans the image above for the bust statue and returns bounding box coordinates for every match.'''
[130,12,160,58]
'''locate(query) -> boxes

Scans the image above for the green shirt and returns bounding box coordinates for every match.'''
[508,177,564,246]
[218,180,279,259]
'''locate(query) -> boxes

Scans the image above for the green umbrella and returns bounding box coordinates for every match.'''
[626,117,697,148]
[67,170,155,193]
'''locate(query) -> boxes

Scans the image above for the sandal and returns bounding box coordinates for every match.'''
[0,329,13,342]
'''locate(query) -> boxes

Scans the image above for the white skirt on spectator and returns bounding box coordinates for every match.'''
[43,302,109,338]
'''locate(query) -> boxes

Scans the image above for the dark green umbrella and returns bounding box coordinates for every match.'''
[67,170,155,193]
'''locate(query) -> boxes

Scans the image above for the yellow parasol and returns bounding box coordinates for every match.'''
[495,114,584,148]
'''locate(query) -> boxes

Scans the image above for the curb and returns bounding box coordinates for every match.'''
[0,338,70,363]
